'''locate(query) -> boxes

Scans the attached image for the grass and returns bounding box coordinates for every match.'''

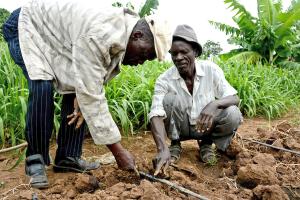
[220,61,300,119]
[105,61,171,135]
[1,39,300,147]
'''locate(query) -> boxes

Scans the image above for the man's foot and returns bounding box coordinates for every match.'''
[199,142,217,165]
[53,157,100,173]
[169,140,182,163]
[25,154,49,189]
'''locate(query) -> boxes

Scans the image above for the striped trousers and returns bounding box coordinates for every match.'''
[3,8,85,165]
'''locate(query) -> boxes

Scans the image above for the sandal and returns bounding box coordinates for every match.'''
[199,143,217,164]
[169,141,182,163]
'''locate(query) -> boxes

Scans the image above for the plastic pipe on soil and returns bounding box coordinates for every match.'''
[243,138,300,156]
[139,171,209,200]
[0,142,28,154]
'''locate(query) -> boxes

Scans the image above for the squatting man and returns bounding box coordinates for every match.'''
[149,24,243,175]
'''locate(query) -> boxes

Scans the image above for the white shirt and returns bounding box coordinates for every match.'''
[18,0,139,144]
[149,60,237,125]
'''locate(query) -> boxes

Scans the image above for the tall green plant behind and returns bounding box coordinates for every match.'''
[105,60,171,135]
[0,43,61,147]
[210,0,300,67]
[0,8,10,41]
[219,60,300,119]
[112,0,159,17]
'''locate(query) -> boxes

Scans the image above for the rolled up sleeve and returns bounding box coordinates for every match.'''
[148,75,168,120]
[73,36,121,145]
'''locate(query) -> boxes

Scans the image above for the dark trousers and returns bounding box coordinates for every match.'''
[163,93,243,151]
[3,8,85,165]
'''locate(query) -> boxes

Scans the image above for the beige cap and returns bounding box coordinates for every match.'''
[145,15,172,61]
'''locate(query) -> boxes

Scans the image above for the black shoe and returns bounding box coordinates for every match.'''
[53,157,100,173]
[25,154,49,189]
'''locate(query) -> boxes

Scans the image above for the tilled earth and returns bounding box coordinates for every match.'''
[0,117,300,200]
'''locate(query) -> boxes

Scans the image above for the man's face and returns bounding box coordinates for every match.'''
[169,40,196,76]
[122,38,156,66]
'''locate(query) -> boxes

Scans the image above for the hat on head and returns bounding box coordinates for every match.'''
[145,15,172,61]
[173,24,202,57]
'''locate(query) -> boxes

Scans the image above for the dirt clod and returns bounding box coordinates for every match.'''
[253,185,289,200]
[237,164,279,189]
[19,191,32,200]
[283,138,300,150]
[276,121,292,132]
[225,139,242,158]
[252,153,276,166]
[75,174,100,193]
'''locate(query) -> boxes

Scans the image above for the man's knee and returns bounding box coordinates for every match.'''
[215,106,243,133]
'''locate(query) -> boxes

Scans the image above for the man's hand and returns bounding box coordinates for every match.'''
[107,143,137,172]
[152,148,171,176]
[196,102,219,134]
[67,97,84,129]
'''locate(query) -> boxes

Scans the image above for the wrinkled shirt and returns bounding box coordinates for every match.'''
[149,60,237,125]
[18,0,139,144]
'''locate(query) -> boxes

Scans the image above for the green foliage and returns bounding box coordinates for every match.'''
[210,0,300,67]
[219,60,300,119]
[138,0,159,17]
[0,42,28,147]
[0,8,10,41]
[0,43,61,147]
[201,40,223,59]
[112,0,159,17]
[105,60,171,135]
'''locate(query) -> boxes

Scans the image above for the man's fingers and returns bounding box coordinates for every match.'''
[198,115,207,132]
[67,113,74,119]
[154,160,164,176]
[162,160,170,175]
[75,116,84,129]
[68,115,78,125]
[207,117,213,131]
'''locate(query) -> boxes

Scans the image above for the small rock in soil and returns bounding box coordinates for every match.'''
[253,185,289,200]
[237,164,279,189]
[283,138,300,150]
[75,174,100,193]
[272,139,283,148]
[276,121,292,132]
[225,194,238,200]
[252,153,276,166]
[225,139,242,158]
[66,189,77,199]
[19,191,32,200]
[140,179,172,200]
[239,188,253,199]
[233,150,252,174]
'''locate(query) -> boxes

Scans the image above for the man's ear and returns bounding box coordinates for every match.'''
[132,31,143,39]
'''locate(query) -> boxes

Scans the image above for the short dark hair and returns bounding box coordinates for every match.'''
[132,18,154,42]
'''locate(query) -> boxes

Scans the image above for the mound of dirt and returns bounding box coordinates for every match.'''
[253,185,289,200]
[76,180,172,200]
[1,118,300,199]
[237,164,279,189]
[252,153,276,166]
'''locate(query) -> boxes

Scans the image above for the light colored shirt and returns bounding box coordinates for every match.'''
[18,0,139,144]
[149,60,237,125]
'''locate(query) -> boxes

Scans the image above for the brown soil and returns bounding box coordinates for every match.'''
[1,115,300,200]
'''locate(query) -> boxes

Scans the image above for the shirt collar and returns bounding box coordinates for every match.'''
[171,61,205,79]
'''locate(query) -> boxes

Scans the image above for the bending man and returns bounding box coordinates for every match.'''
[3,0,171,188]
